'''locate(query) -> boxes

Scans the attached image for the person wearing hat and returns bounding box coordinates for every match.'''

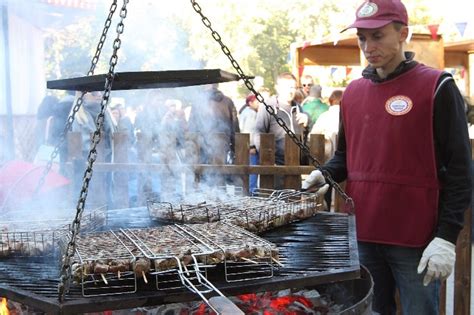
[302,0,471,313]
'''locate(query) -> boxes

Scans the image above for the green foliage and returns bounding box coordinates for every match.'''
[249,10,296,93]
[42,0,459,98]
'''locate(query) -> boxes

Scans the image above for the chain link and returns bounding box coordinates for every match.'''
[190,0,354,213]
[33,0,119,198]
[58,0,129,301]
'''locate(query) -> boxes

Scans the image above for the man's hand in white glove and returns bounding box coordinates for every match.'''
[302,169,326,190]
[417,237,456,286]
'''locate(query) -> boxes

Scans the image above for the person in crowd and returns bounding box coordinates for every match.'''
[293,89,306,106]
[239,93,260,193]
[71,91,116,160]
[110,103,135,146]
[71,91,116,207]
[35,95,59,148]
[188,84,239,166]
[254,72,310,189]
[302,84,329,128]
[300,74,314,97]
[302,1,471,314]
[134,90,168,150]
[133,90,170,200]
[258,87,272,102]
[311,89,343,160]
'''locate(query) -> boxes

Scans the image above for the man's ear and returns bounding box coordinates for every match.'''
[399,26,409,42]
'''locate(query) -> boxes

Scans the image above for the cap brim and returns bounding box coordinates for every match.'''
[340,19,393,33]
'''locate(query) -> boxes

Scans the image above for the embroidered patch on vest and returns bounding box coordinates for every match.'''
[385,95,413,116]
[357,2,378,17]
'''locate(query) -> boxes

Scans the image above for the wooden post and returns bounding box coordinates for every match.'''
[452,140,473,315]
[235,133,250,193]
[113,132,129,209]
[284,134,301,189]
[309,134,333,211]
[259,134,275,189]
[309,134,325,164]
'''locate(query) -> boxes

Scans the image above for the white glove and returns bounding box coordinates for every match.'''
[417,237,456,286]
[302,169,326,190]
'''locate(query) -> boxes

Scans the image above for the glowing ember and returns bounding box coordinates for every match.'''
[0,297,9,315]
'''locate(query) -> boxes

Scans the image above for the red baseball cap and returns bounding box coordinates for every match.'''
[341,0,408,32]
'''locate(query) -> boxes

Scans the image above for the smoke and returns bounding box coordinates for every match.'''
[1,1,245,224]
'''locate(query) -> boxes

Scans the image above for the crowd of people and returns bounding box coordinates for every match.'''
[34,74,342,199]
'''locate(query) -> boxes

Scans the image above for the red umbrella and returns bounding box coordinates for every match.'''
[0,160,70,211]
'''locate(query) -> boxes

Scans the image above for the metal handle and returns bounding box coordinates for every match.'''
[177,259,243,315]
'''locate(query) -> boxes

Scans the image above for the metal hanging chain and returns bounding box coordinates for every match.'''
[58,0,129,301]
[190,0,354,213]
[33,0,119,198]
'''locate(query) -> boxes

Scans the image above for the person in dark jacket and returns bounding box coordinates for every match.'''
[254,72,311,189]
[302,1,471,314]
[188,84,239,166]
[254,72,310,166]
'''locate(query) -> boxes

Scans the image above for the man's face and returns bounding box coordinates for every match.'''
[276,78,297,104]
[357,23,408,73]
[301,78,313,95]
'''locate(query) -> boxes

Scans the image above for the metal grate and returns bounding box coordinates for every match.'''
[0,212,359,314]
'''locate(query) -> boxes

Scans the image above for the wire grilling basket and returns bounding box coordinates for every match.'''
[147,188,323,233]
[60,221,281,298]
[0,205,107,258]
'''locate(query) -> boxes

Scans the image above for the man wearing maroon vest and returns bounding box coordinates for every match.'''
[302,0,471,314]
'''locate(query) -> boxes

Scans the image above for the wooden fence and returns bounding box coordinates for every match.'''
[65,132,472,314]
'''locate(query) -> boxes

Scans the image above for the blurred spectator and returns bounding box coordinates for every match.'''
[254,72,310,189]
[302,84,329,128]
[239,93,260,193]
[71,91,116,160]
[188,84,239,165]
[160,99,188,135]
[35,95,59,147]
[110,103,135,145]
[239,94,259,135]
[258,87,271,102]
[300,74,314,97]
[311,89,343,159]
[134,90,168,148]
[71,91,116,207]
[293,89,305,105]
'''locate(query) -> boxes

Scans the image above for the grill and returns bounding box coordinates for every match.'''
[0,209,359,314]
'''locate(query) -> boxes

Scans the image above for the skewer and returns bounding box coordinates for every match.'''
[183,263,191,276]
[100,273,108,285]
[240,257,259,264]
[271,257,284,267]
[142,271,148,283]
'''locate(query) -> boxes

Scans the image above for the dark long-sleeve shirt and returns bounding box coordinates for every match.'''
[323,54,472,245]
